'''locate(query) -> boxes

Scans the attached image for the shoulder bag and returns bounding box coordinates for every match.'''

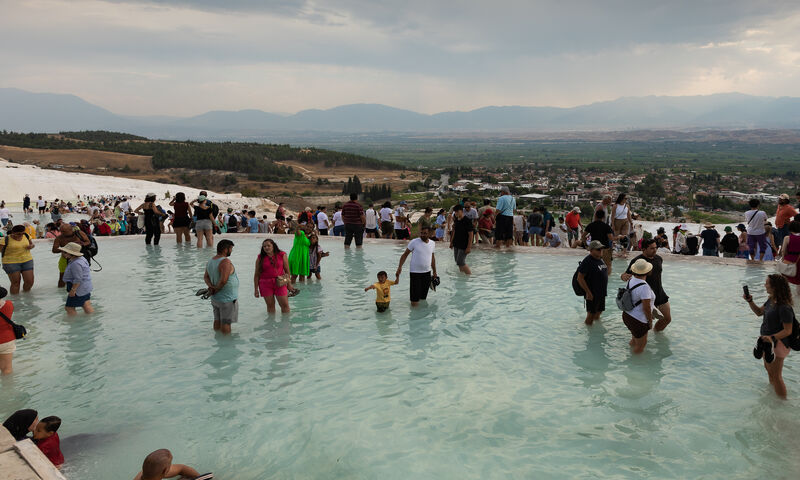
[0,309,27,340]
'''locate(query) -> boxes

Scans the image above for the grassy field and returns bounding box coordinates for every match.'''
[312,137,800,176]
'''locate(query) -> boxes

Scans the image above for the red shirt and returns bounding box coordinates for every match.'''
[0,301,14,345]
[565,211,581,229]
[478,216,494,230]
[35,433,64,467]
[341,200,364,225]
[776,204,798,228]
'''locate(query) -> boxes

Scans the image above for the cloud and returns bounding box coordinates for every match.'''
[2,0,800,116]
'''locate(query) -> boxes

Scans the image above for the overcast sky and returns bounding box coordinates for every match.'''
[3,0,800,116]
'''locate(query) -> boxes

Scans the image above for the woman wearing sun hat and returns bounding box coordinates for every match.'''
[59,242,94,315]
[622,258,659,354]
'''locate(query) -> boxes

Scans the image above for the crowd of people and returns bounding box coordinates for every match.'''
[2,187,800,477]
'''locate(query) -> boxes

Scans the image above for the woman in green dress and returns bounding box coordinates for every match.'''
[289,224,312,283]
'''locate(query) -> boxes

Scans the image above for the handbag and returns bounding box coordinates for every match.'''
[0,309,27,340]
[275,274,291,287]
[777,260,798,277]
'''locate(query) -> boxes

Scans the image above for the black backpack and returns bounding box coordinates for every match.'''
[210,201,220,218]
[227,215,238,229]
[786,315,800,351]
[572,261,585,296]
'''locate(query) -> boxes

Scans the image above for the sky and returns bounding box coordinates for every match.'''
[2,0,800,116]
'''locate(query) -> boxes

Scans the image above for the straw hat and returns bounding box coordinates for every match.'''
[703,222,714,228]
[58,242,84,257]
[631,258,653,275]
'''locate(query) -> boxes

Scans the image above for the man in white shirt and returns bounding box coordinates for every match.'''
[332,206,344,237]
[379,203,394,238]
[394,201,409,240]
[37,196,46,214]
[119,198,131,214]
[365,203,378,238]
[396,226,437,306]
[317,206,330,235]
[745,198,769,261]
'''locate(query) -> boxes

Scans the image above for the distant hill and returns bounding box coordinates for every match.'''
[0,131,402,182]
[3,88,800,135]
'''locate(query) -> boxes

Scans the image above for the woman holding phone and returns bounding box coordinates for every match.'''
[743,274,795,398]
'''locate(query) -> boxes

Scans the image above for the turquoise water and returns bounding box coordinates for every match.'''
[0,236,796,479]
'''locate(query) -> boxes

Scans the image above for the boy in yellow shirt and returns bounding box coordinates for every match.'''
[365,270,399,312]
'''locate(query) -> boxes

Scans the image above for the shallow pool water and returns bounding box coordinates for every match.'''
[0,235,796,479]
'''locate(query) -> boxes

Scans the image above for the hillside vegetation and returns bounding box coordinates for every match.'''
[0,130,402,182]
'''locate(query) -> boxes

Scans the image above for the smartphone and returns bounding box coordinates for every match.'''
[743,285,750,299]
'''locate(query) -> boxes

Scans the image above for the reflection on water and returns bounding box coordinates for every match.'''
[573,322,611,388]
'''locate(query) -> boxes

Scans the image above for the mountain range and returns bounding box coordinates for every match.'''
[2,87,800,138]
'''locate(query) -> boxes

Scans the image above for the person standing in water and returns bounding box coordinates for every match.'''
[744,274,795,399]
[134,193,162,246]
[449,204,474,275]
[59,242,94,316]
[168,192,193,244]
[193,192,216,248]
[254,238,292,314]
[204,239,239,335]
[620,238,673,332]
[396,225,437,306]
[576,240,609,326]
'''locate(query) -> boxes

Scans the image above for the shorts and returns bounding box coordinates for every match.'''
[495,215,514,241]
[333,225,345,237]
[747,233,768,255]
[173,216,191,228]
[623,312,650,339]
[454,248,468,266]
[259,279,288,298]
[211,298,239,324]
[344,224,364,247]
[3,260,34,274]
[0,340,16,354]
[310,265,321,275]
[376,301,390,313]
[528,226,542,236]
[38,207,46,214]
[775,340,791,359]
[395,229,410,240]
[195,219,214,232]
[366,228,378,235]
[586,295,606,314]
[66,292,91,308]
[319,228,329,236]
[0,219,7,226]
[409,271,432,302]
[380,221,394,237]
[722,252,736,258]
[58,255,68,273]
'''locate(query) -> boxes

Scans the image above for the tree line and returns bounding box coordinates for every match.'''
[0,131,402,181]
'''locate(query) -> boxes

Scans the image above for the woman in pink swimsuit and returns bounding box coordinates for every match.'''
[254,239,292,313]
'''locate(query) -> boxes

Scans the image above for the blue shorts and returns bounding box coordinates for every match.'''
[66,293,91,308]
[310,265,321,274]
[3,260,34,274]
[528,226,542,236]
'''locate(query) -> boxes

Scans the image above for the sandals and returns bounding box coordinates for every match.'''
[288,288,300,297]
[195,288,211,300]
[754,337,775,363]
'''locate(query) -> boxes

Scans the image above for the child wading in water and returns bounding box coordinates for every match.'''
[365,270,399,312]
[307,233,329,280]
